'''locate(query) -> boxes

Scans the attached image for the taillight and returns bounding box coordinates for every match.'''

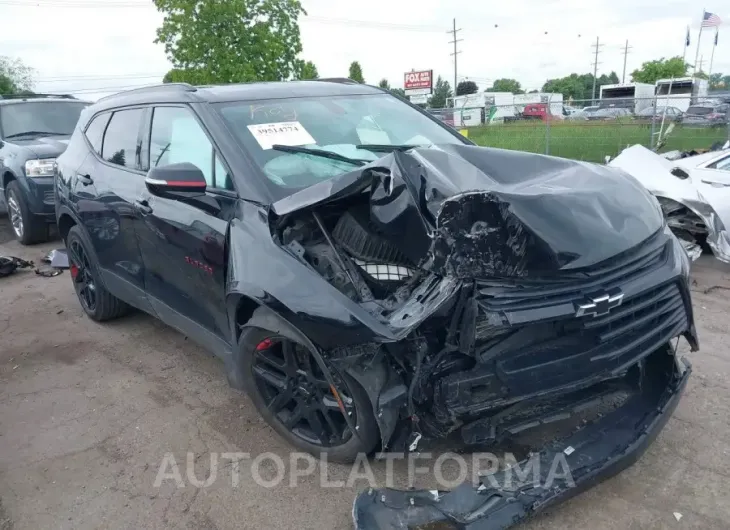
[708,113,723,119]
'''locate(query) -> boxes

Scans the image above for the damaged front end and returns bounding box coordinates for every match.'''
[610,144,730,263]
[268,144,697,528]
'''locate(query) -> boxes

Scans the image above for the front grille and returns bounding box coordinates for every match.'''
[435,232,690,417]
[476,229,668,317]
[437,281,688,418]
[43,191,54,205]
[494,282,687,394]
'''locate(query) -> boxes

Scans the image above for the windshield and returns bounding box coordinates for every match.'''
[0,101,88,138]
[214,93,466,199]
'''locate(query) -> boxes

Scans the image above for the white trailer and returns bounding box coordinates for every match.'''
[654,78,710,112]
[447,92,515,126]
[599,83,654,112]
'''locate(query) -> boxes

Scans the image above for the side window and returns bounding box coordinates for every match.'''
[84,112,111,155]
[150,106,233,190]
[102,109,144,169]
[713,156,730,172]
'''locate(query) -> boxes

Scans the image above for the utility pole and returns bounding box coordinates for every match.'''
[590,37,604,104]
[447,18,462,94]
[621,39,633,83]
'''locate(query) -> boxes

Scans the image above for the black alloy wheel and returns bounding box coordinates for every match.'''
[65,225,129,322]
[69,238,97,313]
[252,337,357,447]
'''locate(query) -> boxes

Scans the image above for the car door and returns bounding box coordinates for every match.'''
[75,106,153,311]
[134,104,237,352]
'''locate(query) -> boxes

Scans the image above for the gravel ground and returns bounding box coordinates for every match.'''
[1,215,730,530]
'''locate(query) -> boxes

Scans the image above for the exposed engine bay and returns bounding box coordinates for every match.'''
[265,144,698,529]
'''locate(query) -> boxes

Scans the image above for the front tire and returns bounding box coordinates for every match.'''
[239,327,379,463]
[66,225,129,322]
[6,181,48,245]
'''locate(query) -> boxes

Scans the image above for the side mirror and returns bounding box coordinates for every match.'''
[145,162,206,197]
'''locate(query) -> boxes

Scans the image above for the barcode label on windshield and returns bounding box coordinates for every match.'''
[247,121,315,150]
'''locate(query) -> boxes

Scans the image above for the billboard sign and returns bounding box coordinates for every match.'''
[404,70,433,95]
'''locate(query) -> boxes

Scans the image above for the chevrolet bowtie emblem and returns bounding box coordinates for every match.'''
[575,291,624,318]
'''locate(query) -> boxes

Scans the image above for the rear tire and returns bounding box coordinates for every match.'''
[67,225,129,322]
[6,180,48,245]
[239,327,380,463]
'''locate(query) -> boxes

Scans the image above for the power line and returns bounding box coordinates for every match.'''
[448,18,462,93]
[35,73,166,83]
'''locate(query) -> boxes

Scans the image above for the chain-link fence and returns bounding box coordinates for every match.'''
[428,96,730,162]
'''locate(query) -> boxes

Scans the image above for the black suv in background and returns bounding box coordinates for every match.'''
[0,95,89,243]
[55,81,695,530]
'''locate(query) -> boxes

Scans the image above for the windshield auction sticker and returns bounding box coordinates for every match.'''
[247,121,316,150]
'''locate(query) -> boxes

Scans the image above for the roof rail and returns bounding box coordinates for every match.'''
[315,77,360,85]
[0,93,77,100]
[95,82,197,103]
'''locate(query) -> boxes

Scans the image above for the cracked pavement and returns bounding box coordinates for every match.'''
[1,216,730,529]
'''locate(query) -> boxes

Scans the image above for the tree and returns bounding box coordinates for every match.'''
[694,70,708,80]
[153,0,306,84]
[456,80,478,96]
[630,57,687,84]
[487,78,524,94]
[0,56,33,95]
[348,61,364,83]
[428,76,452,108]
[709,73,730,89]
[378,78,390,89]
[541,72,619,102]
[297,60,319,80]
[390,88,406,98]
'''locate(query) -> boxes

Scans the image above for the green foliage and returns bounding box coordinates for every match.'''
[377,78,390,89]
[348,61,364,83]
[0,56,34,95]
[694,70,708,80]
[709,73,730,89]
[153,0,306,84]
[487,78,524,94]
[428,76,452,108]
[297,61,319,80]
[390,88,406,98]
[541,72,619,101]
[456,80,478,96]
[468,122,727,163]
[630,57,687,84]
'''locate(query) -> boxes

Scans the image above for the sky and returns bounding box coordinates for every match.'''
[0,0,728,101]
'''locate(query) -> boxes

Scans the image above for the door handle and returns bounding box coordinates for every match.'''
[77,174,93,186]
[135,199,153,214]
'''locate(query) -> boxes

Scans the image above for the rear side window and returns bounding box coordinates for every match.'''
[84,113,111,155]
[686,106,712,115]
[102,109,144,169]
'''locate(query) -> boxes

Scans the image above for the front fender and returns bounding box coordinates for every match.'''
[224,205,401,349]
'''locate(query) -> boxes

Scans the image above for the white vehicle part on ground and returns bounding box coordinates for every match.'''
[609,144,730,263]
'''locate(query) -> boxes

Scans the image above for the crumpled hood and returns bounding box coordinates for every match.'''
[12,136,70,158]
[273,144,663,277]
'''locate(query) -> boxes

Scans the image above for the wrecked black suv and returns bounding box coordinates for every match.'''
[56,80,696,529]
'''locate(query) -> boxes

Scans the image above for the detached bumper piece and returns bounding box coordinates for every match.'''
[353,349,691,530]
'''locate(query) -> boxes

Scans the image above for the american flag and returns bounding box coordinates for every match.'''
[702,12,722,27]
